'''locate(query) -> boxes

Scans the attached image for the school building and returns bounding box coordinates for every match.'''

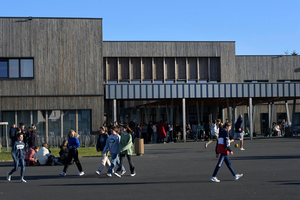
[0,17,299,144]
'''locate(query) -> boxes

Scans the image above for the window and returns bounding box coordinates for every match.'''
[0,58,34,79]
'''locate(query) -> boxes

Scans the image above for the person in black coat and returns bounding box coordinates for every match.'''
[59,140,69,165]
[27,125,38,149]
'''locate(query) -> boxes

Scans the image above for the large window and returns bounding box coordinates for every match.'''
[0,58,34,79]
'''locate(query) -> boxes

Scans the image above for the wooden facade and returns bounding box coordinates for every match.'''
[103,41,235,83]
[0,17,104,132]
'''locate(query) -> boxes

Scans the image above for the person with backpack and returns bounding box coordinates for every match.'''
[7,130,27,183]
[210,123,243,183]
[95,126,111,176]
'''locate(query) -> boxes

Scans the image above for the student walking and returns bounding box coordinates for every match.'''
[210,123,243,182]
[115,125,136,177]
[103,126,125,177]
[205,120,219,148]
[59,130,84,177]
[95,126,111,175]
[7,129,27,183]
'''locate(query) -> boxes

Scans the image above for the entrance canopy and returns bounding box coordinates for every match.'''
[106,82,300,105]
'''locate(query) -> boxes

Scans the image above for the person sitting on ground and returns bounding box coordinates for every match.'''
[59,140,69,165]
[25,146,39,166]
[37,143,51,165]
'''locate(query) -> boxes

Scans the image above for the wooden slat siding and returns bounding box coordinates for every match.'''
[0,18,103,96]
[119,57,129,80]
[154,57,163,80]
[177,57,186,80]
[199,57,208,80]
[189,57,197,80]
[131,57,141,80]
[143,57,152,80]
[166,57,175,80]
[210,57,221,81]
[0,18,103,131]
[235,56,300,83]
[108,57,118,80]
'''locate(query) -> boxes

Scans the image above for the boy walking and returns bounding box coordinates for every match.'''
[7,130,27,183]
[210,123,243,182]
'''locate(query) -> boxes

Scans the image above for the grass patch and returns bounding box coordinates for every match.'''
[0,147,101,161]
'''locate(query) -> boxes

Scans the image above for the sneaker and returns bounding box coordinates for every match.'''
[121,170,126,176]
[234,174,243,180]
[59,172,66,177]
[114,172,121,178]
[130,173,136,177]
[106,173,112,177]
[77,171,85,176]
[204,143,208,148]
[240,148,245,151]
[20,178,27,183]
[210,176,220,182]
[95,170,101,176]
[7,173,11,181]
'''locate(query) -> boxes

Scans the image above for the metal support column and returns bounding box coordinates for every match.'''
[182,98,186,142]
[291,97,296,136]
[201,101,204,122]
[285,98,291,127]
[226,98,231,123]
[232,99,236,137]
[270,101,274,137]
[113,99,117,123]
[196,101,200,124]
[249,98,253,140]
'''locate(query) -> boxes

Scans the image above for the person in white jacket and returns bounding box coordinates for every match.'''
[205,120,219,148]
[37,143,51,165]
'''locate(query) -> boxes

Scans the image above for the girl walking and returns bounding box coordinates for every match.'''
[115,124,136,177]
[7,129,27,183]
[59,130,84,176]
[95,126,111,175]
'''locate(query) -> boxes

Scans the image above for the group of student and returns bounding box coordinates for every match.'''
[6,123,136,183]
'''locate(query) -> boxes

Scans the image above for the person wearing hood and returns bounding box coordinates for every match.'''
[233,115,245,150]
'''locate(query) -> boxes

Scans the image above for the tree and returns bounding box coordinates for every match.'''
[291,50,298,56]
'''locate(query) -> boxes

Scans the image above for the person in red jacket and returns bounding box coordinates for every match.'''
[157,121,167,143]
[25,146,39,166]
[210,123,243,183]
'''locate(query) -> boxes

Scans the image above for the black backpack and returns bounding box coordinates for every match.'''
[46,155,55,166]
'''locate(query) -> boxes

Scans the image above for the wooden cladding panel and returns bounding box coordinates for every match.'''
[131,57,141,80]
[154,58,163,80]
[188,57,197,80]
[199,58,208,80]
[235,56,300,82]
[210,57,221,81]
[119,57,129,80]
[177,58,186,80]
[165,57,175,80]
[0,18,103,96]
[142,57,152,80]
[107,57,118,80]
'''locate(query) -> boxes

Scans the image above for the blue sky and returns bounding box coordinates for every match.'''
[1,0,299,55]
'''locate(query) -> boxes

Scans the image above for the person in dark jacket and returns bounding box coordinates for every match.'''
[27,125,38,149]
[95,126,111,175]
[7,130,27,183]
[9,123,18,146]
[233,115,245,150]
[19,123,28,152]
[210,123,243,183]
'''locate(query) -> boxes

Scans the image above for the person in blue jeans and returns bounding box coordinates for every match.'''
[210,123,243,183]
[103,126,125,177]
[7,130,27,183]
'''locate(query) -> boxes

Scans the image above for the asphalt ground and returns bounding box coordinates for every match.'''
[0,137,300,200]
